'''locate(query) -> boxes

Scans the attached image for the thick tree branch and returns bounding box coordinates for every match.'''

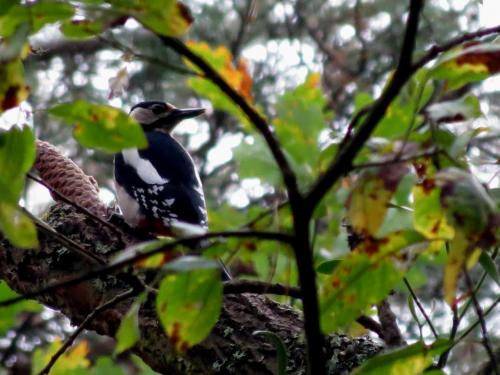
[0,203,382,374]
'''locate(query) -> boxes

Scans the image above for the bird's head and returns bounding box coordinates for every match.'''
[129,101,205,133]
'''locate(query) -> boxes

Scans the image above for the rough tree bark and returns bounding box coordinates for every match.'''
[0,142,382,374]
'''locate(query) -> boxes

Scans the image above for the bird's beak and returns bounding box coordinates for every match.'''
[168,107,205,122]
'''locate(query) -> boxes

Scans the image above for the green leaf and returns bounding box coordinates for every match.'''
[29,1,74,32]
[412,184,454,240]
[0,281,42,336]
[353,91,422,141]
[0,1,74,37]
[87,357,126,375]
[0,203,38,248]
[49,100,147,153]
[479,252,500,286]
[108,0,193,37]
[0,126,37,248]
[32,339,90,375]
[156,266,222,351]
[60,19,104,39]
[352,339,451,375]
[234,136,282,186]
[320,231,428,331]
[0,125,35,202]
[274,73,333,171]
[316,259,342,274]
[163,256,220,272]
[0,21,30,62]
[114,297,143,355]
[436,168,497,236]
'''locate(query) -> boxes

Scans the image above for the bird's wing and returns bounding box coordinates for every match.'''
[114,132,207,229]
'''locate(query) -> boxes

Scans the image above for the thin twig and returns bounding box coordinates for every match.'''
[37,288,137,375]
[0,230,292,308]
[463,269,498,374]
[458,248,498,321]
[99,35,199,76]
[455,296,500,347]
[404,278,439,339]
[352,149,439,170]
[438,304,459,368]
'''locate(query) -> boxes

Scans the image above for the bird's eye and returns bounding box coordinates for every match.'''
[151,104,167,115]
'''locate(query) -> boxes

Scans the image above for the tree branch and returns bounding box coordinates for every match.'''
[305,0,424,214]
[157,36,301,204]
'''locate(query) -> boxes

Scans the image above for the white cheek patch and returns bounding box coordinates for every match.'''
[122,148,169,185]
[130,107,157,124]
[130,107,171,125]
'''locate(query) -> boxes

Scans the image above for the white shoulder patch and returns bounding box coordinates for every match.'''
[122,148,169,185]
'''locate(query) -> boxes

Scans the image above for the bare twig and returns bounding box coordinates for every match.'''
[463,269,499,375]
[230,0,256,58]
[99,35,199,76]
[37,288,137,375]
[352,149,439,170]
[455,296,500,347]
[404,278,439,339]
[438,304,460,368]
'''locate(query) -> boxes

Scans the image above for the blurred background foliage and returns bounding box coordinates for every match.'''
[0,0,499,374]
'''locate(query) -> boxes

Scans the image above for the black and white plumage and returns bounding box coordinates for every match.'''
[114,101,208,237]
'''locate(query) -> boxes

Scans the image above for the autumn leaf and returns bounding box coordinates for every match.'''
[347,163,410,237]
[185,41,255,127]
[0,58,29,111]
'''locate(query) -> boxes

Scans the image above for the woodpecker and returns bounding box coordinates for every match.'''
[114,101,230,278]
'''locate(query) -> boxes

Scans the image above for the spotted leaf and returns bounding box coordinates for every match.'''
[320,230,428,332]
[49,100,147,153]
[156,257,222,351]
[347,164,409,236]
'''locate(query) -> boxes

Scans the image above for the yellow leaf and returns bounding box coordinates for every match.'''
[443,231,481,306]
[185,41,254,103]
